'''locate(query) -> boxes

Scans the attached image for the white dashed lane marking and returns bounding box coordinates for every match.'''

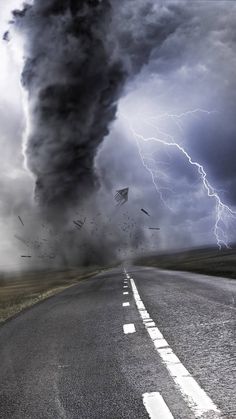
[128,274,221,419]
[122,302,130,307]
[143,392,174,419]
[123,291,129,295]
[123,323,136,334]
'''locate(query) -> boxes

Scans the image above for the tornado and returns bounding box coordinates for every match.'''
[13,0,187,210]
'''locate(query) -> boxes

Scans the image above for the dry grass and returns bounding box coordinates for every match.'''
[135,246,236,279]
[0,268,100,324]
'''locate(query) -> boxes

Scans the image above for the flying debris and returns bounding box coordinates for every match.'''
[18,215,24,226]
[38,252,55,259]
[141,208,150,216]
[3,31,10,42]
[14,234,30,247]
[21,255,31,258]
[115,188,129,206]
[148,227,160,230]
[73,218,86,230]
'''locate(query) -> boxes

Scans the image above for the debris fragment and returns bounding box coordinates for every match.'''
[3,31,10,42]
[21,255,31,258]
[18,215,24,226]
[148,227,160,230]
[115,188,129,206]
[141,208,150,216]
[73,218,86,230]
[38,252,55,259]
[14,234,30,247]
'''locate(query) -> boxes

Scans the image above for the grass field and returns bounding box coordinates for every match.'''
[0,267,100,324]
[135,246,236,279]
[3,246,236,324]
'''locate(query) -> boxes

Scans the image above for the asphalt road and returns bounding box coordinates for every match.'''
[0,266,235,419]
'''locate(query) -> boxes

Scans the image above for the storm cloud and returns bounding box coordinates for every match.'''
[1,0,236,269]
[13,0,125,208]
[12,0,190,210]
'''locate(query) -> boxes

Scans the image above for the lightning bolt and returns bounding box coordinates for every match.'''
[121,109,236,249]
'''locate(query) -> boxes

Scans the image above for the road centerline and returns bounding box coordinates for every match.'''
[143,392,174,419]
[123,323,136,334]
[129,274,221,419]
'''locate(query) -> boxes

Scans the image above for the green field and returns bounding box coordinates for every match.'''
[135,246,236,279]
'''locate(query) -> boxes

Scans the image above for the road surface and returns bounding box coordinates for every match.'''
[0,266,235,418]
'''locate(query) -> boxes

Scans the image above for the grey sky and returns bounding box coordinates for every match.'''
[0,0,236,269]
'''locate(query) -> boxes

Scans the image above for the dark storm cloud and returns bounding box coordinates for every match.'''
[117,0,236,210]
[12,0,190,210]
[112,0,189,73]
[96,0,236,250]
[7,0,236,259]
[151,1,236,208]
[13,0,126,208]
